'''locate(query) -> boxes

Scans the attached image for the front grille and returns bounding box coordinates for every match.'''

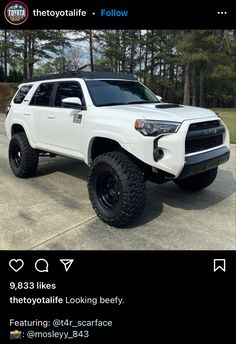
[188,120,220,131]
[186,135,223,154]
[185,120,224,154]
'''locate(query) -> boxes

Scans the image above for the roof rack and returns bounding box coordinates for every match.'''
[26,71,137,82]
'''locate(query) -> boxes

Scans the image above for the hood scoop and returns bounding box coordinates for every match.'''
[155,103,183,109]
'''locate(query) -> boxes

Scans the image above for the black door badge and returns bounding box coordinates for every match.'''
[73,113,83,123]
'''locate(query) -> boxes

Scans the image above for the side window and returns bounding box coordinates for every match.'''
[54,82,84,107]
[13,85,32,104]
[30,83,54,106]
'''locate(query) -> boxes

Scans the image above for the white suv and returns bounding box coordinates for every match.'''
[5,72,230,227]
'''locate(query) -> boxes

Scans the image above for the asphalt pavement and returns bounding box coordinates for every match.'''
[0,120,235,250]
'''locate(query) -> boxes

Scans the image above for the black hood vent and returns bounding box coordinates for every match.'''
[155,103,182,109]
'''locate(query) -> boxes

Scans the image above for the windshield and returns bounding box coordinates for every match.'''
[85,80,160,107]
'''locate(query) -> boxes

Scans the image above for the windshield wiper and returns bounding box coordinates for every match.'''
[126,100,159,104]
[97,102,127,107]
[97,100,160,107]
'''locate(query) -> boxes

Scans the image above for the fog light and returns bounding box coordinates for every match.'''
[153,148,164,161]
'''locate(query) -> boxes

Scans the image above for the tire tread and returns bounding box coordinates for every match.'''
[88,151,146,227]
[9,132,38,178]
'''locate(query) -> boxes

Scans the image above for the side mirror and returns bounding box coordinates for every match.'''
[62,97,84,109]
[155,95,162,102]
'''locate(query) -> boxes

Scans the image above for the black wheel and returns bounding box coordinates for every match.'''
[9,132,39,178]
[88,152,146,227]
[174,167,218,191]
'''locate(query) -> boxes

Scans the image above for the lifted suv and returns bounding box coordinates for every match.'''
[5,71,230,227]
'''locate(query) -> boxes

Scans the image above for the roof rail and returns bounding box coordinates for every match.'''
[26,71,137,82]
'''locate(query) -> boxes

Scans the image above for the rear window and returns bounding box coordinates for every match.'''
[13,85,32,104]
[30,83,54,106]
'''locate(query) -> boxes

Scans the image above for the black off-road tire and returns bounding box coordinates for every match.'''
[9,132,39,178]
[174,167,218,191]
[88,151,146,228]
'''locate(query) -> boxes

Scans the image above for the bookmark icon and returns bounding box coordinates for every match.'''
[213,259,226,272]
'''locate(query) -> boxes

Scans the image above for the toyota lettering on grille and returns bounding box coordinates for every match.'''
[203,128,218,136]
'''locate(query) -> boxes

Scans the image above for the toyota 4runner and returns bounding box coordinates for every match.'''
[5,71,230,227]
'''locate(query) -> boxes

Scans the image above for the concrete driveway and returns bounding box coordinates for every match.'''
[0,124,235,250]
[0,121,5,134]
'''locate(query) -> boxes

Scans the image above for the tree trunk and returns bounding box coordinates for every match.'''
[169,64,174,103]
[233,81,236,108]
[0,52,3,69]
[121,30,127,73]
[183,63,190,105]
[89,30,94,71]
[213,95,217,108]
[150,30,155,84]
[4,31,8,81]
[23,34,28,80]
[144,30,148,84]
[28,32,35,79]
[115,30,120,73]
[27,33,31,78]
[60,38,66,74]
[139,30,142,76]
[129,31,135,74]
[199,69,205,107]
[191,63,197,106]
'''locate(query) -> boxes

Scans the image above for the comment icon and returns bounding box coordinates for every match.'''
[35,258,49,272]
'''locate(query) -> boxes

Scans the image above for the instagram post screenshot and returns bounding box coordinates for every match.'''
[0,0,235,342]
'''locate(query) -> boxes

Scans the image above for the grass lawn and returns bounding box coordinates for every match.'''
[212,108,236,144]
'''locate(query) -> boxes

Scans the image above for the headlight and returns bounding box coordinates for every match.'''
[135,119,180,136]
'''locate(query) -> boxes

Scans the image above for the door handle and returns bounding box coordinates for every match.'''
[24,113,31,116]
[48,115,55,119]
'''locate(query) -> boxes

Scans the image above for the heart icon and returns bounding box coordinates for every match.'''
[9,259,24,272]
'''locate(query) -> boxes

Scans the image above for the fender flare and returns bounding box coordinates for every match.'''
[10,120,36,148]
[86,133,128,164]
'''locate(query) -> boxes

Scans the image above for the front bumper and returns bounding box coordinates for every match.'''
[178,146,230,179]
[123,117,230,177]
